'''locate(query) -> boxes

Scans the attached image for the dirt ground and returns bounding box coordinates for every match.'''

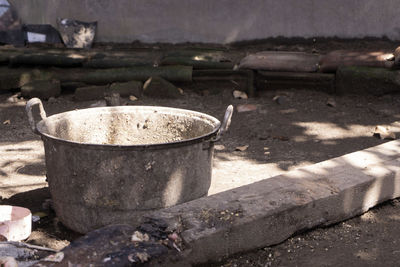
[1,39,400,266]
[211,199,400,267]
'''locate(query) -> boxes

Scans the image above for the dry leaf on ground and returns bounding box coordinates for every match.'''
[233,90,248,99]
[235,145,249,151]
[373,126,396,140]
[129,95,138,101]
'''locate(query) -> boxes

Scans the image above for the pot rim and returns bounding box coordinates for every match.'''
[36,105,221,150]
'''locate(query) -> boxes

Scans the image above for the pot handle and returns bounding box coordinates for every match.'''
[213,105,233,142]
[26,98,47,134]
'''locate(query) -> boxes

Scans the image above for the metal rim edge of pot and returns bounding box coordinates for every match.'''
[26,99,233,151]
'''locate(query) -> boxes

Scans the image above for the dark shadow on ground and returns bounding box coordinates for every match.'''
[0,187,83,244]
[0,187,50,213]
[213,89,400,168]
[16,162,46,176]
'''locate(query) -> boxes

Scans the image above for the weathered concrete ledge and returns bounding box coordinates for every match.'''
[52,140,400,266]
[149,139,400,264]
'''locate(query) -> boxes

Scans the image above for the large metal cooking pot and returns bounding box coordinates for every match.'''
[26,98,232,233]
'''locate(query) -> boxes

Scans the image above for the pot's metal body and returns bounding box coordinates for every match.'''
[26,98,232,233]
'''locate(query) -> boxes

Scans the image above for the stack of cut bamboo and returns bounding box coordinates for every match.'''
[239,49,398,95]
[0,47,249,99]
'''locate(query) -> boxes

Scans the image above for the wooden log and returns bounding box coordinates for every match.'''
[0,68,24,89]
[51,66,193,83]
[0,65,192,90]
[9,53,86,67]
[104,92,122,106]
[21,79,61,99]
[0,48,82,64]
[320,50,394,73]
[0,53,9,64]
[193,69,255,96]
[246,70,256,97]
[163,49,228,57]
[61,81,87,91]
[161,49,236,69]
[143,76,182,98]
[394,46,400,67]
[0,49,25,65]
[258,71,334,82]
[109,81,143,97]
[74,85,109,101]
[160,56,234,69]
[239,51,320,72]
[0,67,38,90]
[257,71,335,93]
[336,66,400,95]
[83,56,157,68]
[192,76,247,81]
[193,69,250,77]
[0,49,160,68]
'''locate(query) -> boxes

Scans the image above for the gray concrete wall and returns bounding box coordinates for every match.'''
[8,0,400,43]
